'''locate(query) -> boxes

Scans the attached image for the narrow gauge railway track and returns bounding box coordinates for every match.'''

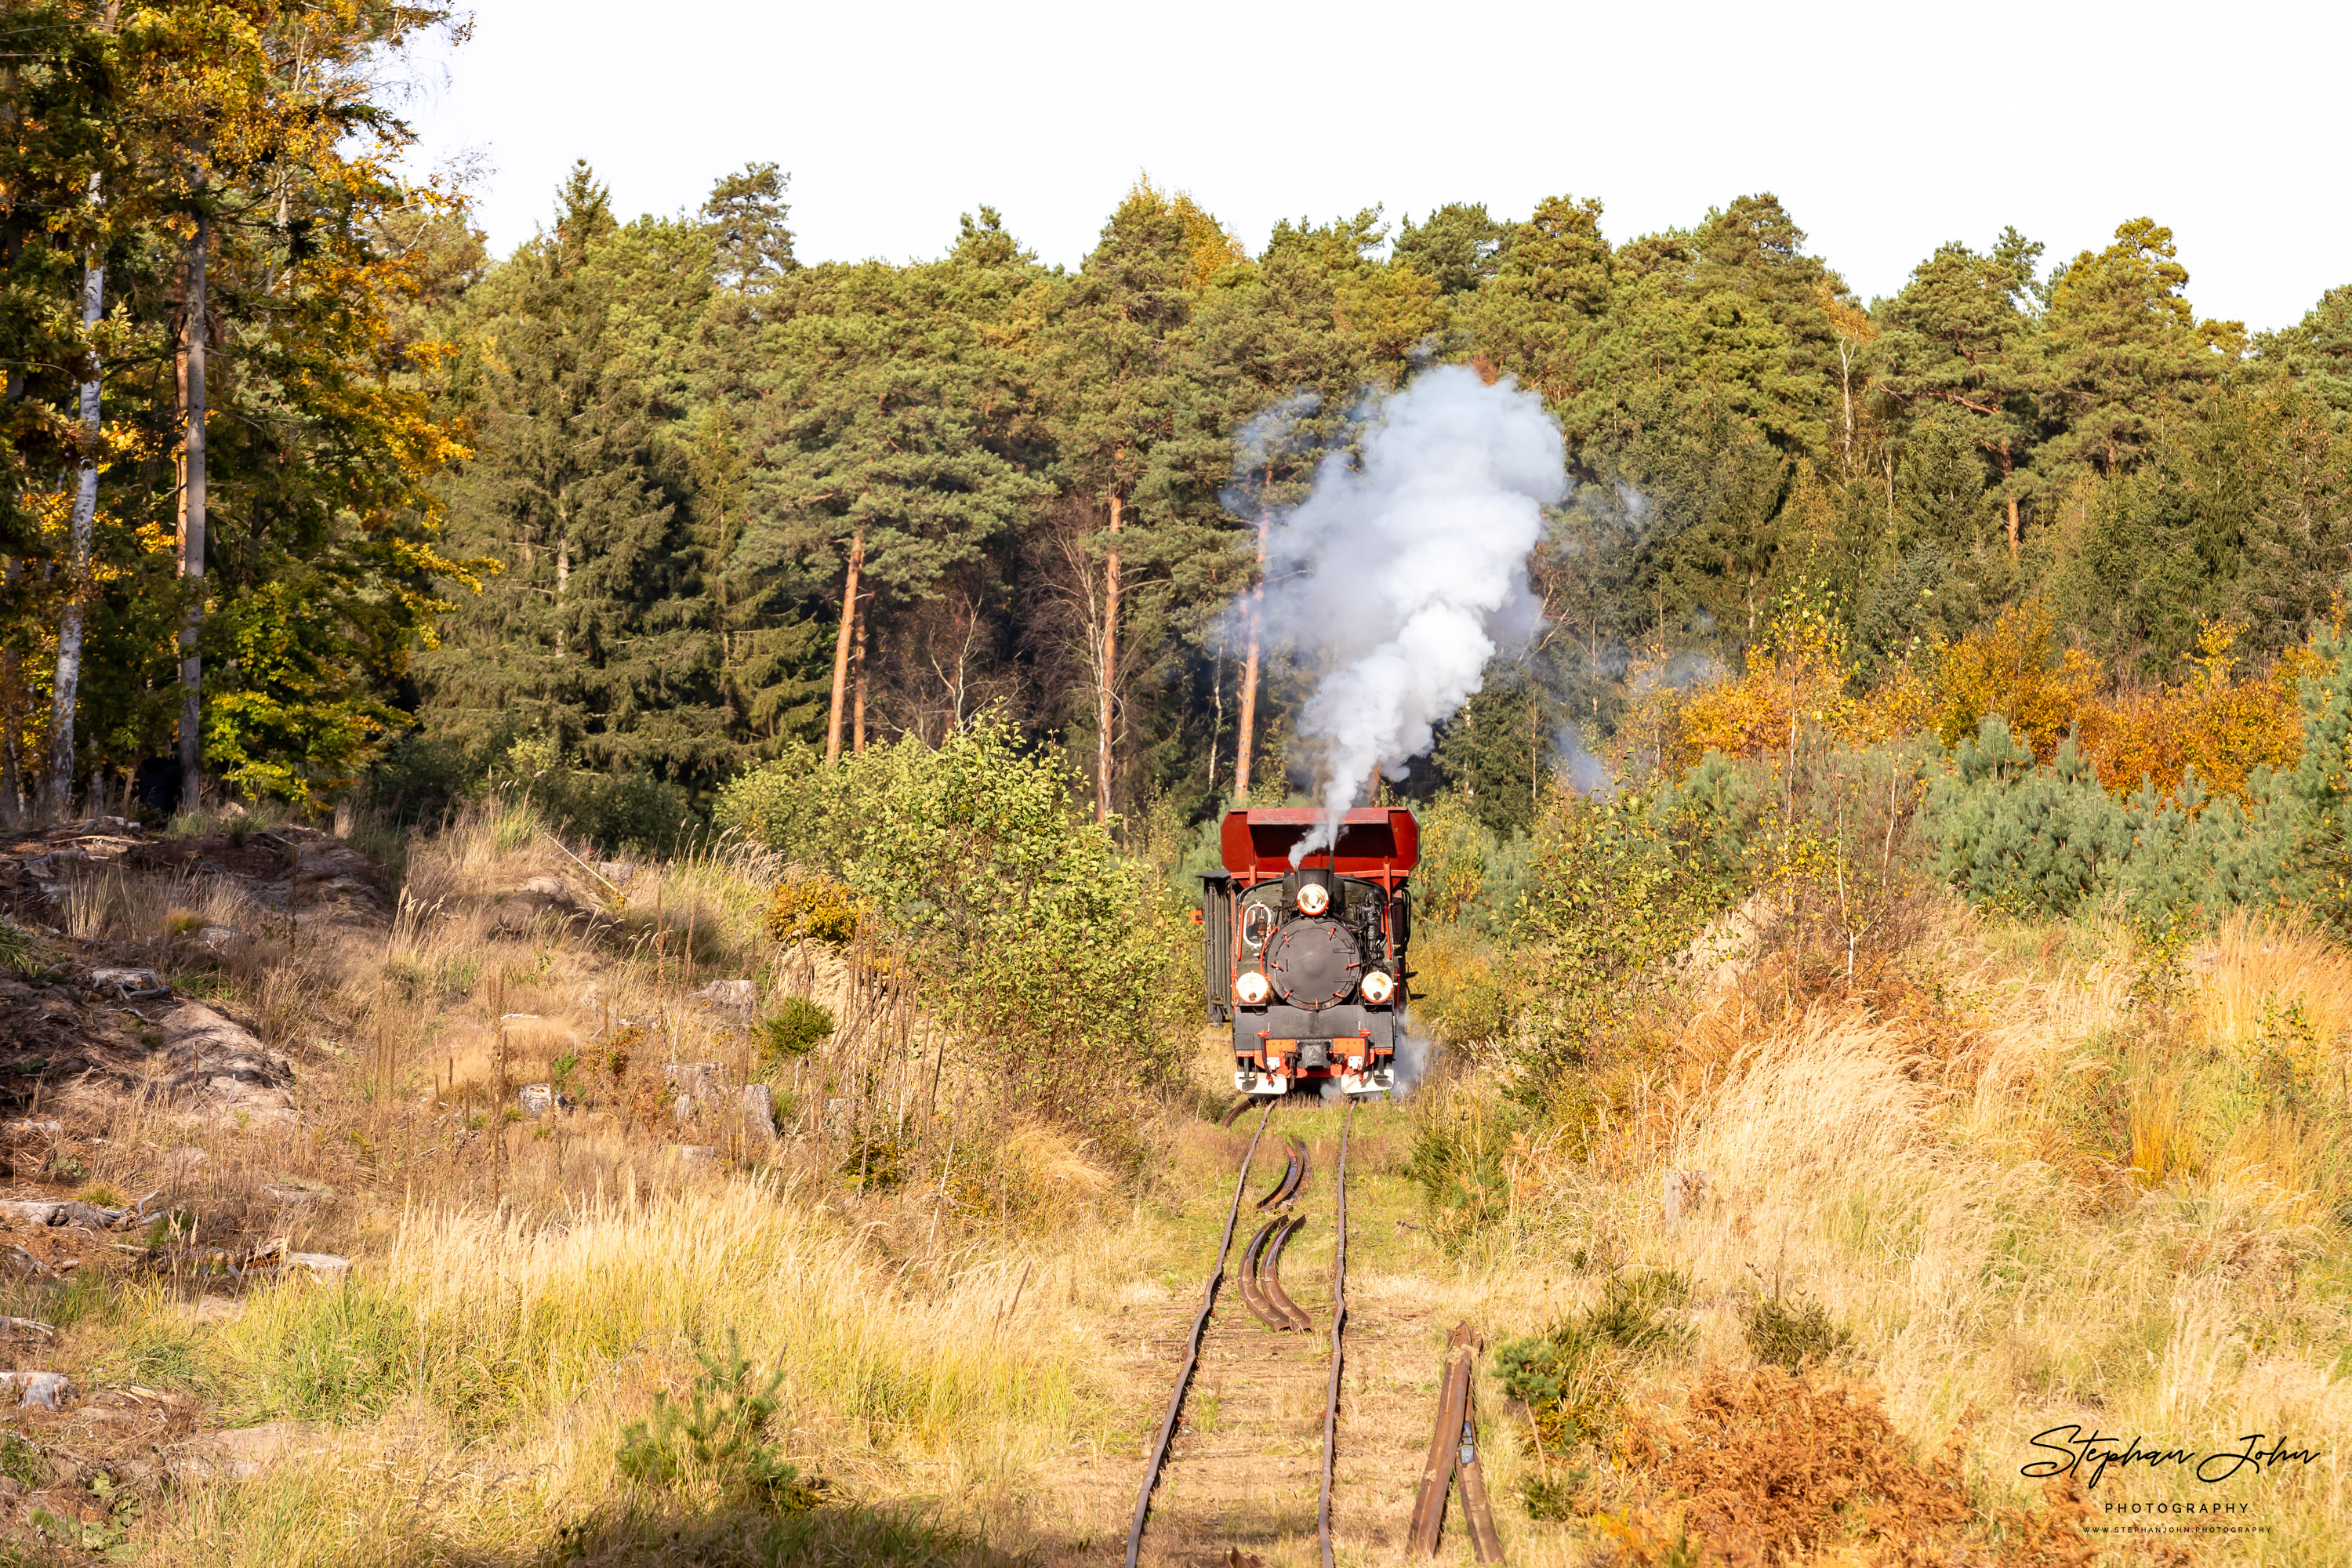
[1127,1100,1357,1568]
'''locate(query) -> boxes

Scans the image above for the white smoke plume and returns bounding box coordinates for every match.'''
[1388,1029,1434,1099]
[1552,720,1616,798]
[1250,365,1567,861]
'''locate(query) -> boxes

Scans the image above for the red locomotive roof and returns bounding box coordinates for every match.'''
[1218,808,1420,878]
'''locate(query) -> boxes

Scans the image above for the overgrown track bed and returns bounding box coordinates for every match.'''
[1128,1100,1362,1568]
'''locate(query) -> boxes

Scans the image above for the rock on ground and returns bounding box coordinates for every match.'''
[157,1004,296,1122]
[165,1420,325,1482]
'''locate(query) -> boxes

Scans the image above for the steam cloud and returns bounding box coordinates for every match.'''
[1247,365,1567,860]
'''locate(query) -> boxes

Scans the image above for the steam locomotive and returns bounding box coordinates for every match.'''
[1202,808,1418,1098]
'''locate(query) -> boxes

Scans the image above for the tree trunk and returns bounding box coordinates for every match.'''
[554,528,568,659]
[2,557,19,816]
[851,597,868,755]
[176,208,208,814]
[824,528,862,763]
[1096,493,1120,824]
[1838,339,1854,479]
[1998,441,2020,560]
[1233,508,1268,804]
[45,196,105,820]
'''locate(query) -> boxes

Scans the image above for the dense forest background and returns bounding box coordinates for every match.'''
[8,1,2352,846]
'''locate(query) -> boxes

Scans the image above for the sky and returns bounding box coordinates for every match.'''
[397,0,2347,332]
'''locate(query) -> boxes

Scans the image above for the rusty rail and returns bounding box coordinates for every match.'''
[1261,1214,1310,1330]
[1316,1097,1354,1568]
[1124,1099,1272,1568]
[1407,1319,1503,1560]
[1254,1132,1306,1210]
[1236,1217,1287,1330]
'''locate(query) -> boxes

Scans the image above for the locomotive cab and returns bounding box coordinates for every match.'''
[1202,807,1417,1098]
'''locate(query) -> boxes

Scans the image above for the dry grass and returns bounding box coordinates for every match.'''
[1447,909,2352,1564]
[45,797,1164,1566]
[139,1181,1098,1566]
[45,791,2352,1566]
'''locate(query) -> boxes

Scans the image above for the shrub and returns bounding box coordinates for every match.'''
[717,712,1191,1122]
[616,1332,822,1514]
[764,872,862,946]
[1740,1289,1856,1373]
[1495,1269,1691,1454]
[757,998,835,1068]
[1929,599,2103,757]
[1515,784,1740,1071]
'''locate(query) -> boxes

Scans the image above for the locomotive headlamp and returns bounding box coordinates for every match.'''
[1235,970,1272,1006]
[1295,882,1330,916]
[1360,969,1396,1004]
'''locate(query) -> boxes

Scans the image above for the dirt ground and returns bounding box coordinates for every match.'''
[1042,1102,1535,1568]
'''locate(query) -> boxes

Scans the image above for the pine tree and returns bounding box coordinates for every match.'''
[2256,283,2352,416]
[419,165,731,787]
[1876,230,2048,554]
[1039,181,1201,819]
[735,216,1049,765]
[2038,219,2238,481]
[1393,202,1515,296]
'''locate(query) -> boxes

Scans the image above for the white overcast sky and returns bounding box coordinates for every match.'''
[396,0,2344,332]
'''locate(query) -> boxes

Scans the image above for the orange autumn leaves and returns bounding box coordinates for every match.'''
[1666,597,2321,803]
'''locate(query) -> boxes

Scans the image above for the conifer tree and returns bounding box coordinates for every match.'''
[1040,182,1200,820]
[419,165,731,786]
[1876,230,2048,554]
[2039,218,2240,481]
[735,215,1048,766]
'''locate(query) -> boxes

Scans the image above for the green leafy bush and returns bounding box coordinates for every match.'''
[717,713,1191,1124]
[1515,783,1743,1072]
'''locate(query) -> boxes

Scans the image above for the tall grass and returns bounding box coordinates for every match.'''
[154,1181,1086,1566]
[1449,913,2352,1560]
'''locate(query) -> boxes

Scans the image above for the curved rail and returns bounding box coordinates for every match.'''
[1124,1099,1272,1568]
[1254,1134,1302,1210]
[1236,1218,1287,1330]
[1317,1098,1355,1568]
[1261,1214,1310,1330]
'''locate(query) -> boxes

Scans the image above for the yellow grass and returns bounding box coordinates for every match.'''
[151,1181,1099,1566]
[53,793,2352,1566]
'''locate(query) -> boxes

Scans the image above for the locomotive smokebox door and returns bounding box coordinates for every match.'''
[1265,919,1356,1011]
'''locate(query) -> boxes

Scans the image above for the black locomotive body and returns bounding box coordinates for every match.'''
[1201,807,1417,1098]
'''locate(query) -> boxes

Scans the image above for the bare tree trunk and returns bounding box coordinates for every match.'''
[2,557,20,817]
[824,528,862,763]
[46,192,105,820]
[176,208,208,815]
[1232,508,1268,803]
[1838,338,1855,480]
[1998,441,2020,560]
[1096,493,1120,823]
[851,598,868,755]
[1207,651,1221,802]
[554,528,568,659]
